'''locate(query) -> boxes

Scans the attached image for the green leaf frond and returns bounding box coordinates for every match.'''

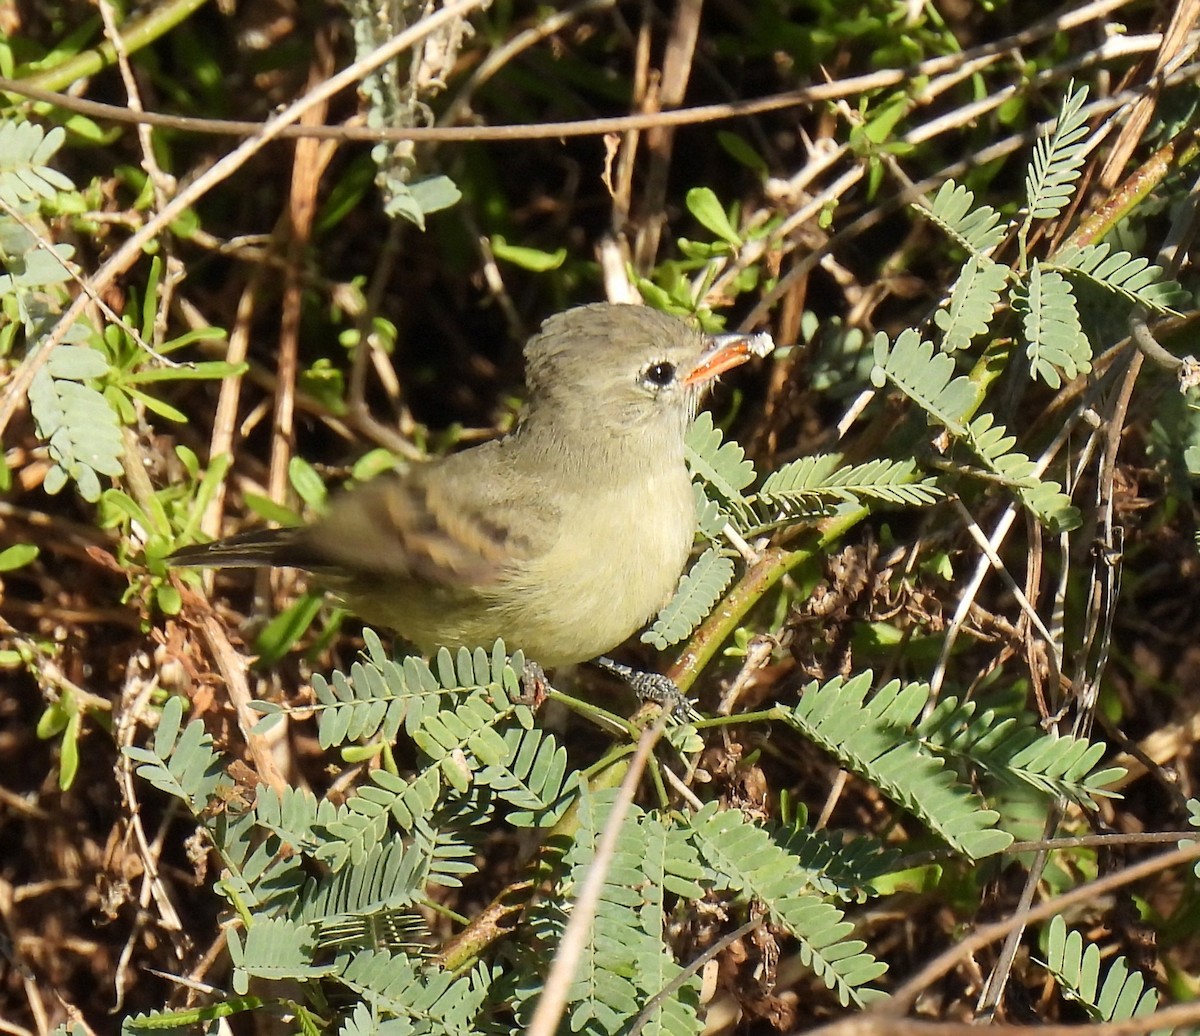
[1024,80,1090,223]
[0,120,74,206]
[520,789,706,1036]
[619,816,707,1036]
[475,724,580,828]
[772,823,905,903]
[123,696,232,815]
[122,997,264,1033]
[209,807,308,915]
[643,546,737,649]
[962,413,1081,531]
[294,837,426,926]
[411,792,495,889]
[916,696,1123,805]
[688,803,887,1005]
[0,124,112,504]
[1041,916,1161,1026]
[920,179,1007,256]
[1014,262,1090,388]
[227,916,336,995]
[0,222,75,297]
[335,949,494,1032]
[1051,241,1189,316]
[858,313,1079,533]
[686,410,757,519]
[780,673,1012,859]
[318,691,532,871]
[627,949,705,1036]
[693,481,728,538]
[298,632,524,751]
[251,783,338,855]
[870,329,975,434]
[258,643,526,874]
[934,255,1010,352]
[316,908,431,960]
[754,454,942,524]
[412,690,527,787]
[28,345,124,502]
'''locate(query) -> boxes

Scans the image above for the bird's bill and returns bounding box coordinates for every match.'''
[683,330,775,386]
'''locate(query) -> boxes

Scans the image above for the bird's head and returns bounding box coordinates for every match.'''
[522,303,770,444]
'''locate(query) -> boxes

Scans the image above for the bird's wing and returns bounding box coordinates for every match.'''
[167,442,560,588]
[294,442,560,588]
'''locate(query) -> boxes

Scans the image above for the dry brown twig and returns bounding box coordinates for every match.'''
[0,0,492,442]
[853,838,1200,1027]
[631,0,703,271]
[526,717,668,1036]
[0,0,1155,146]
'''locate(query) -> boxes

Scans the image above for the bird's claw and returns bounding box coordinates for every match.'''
[591,657,697,722]
[518,659,552,708]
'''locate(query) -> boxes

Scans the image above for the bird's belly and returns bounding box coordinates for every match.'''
[346,474,695,667]
[493,476,695,664]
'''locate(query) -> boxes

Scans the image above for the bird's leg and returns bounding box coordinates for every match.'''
[590,657,697,721]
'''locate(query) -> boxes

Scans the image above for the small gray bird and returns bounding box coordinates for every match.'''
[169,303,769,666]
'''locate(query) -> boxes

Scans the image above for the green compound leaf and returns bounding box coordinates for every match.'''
[686,411,757,518]
[28,346,123,502]
[1024,80,1090,221]
[935,255,1009,352]
[781,673,1013,860]
[757,454,942,512]
[921,179,1007,255]
[688,803,888,1006]
[0,121,74,206]
[1014,262,1090,388]
[963,413,1081,531]
[1052,241,1189,315]
[870,329,975,433]
[642,547,736,650]
[1041,916,1160,1025]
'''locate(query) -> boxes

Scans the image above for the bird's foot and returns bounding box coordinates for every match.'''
[518,659,552,709]
[591,657,698,722]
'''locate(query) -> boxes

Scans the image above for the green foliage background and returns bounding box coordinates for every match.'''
[2,1,1200,1033]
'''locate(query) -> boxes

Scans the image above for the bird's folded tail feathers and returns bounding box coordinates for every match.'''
[167,526,322,571]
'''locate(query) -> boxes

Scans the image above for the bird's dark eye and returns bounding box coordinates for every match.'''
[643,361,677,387]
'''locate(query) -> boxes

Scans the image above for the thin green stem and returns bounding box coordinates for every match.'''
[545,688,638,739]
[20,0,214,93]
[694,707,785,729]
[379,741,399,776]
[424,897,471,928]
[669,508,867,690]
[646,751,670,810]
[579,741,638,782]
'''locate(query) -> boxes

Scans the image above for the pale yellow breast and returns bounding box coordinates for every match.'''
[489,465,696,665]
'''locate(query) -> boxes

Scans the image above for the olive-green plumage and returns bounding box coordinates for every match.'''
[170,303,759,665]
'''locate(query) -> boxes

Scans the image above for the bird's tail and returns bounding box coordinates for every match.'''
[168,526,313,570]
